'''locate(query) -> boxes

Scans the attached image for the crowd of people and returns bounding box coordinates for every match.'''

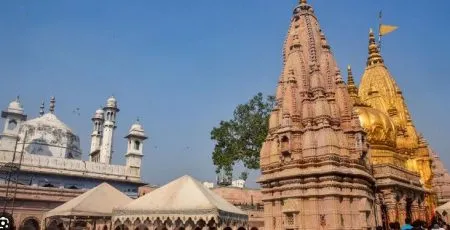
[376,215,449,230]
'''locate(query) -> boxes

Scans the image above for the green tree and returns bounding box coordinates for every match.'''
[210,93,275,176]
[239,171,249,182]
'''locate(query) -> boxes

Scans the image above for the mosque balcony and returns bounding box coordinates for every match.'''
[0,162,20,172]
[0,150,141,183]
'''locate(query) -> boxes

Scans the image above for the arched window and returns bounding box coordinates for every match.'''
[134,141,140,150]
[43,183,55,188]
[67,185,78,189]
[8,120,17,130]
[21,217,40,230]
[281,136,289,154]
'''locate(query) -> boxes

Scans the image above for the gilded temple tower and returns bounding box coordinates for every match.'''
[355,29,435,223]
[258,1,376,229]
[359,30,433,190]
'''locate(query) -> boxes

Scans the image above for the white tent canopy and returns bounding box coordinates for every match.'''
[113,175,248,225]
[44,182,132,218]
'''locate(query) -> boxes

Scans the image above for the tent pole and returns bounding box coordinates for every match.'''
[93,218,97,230]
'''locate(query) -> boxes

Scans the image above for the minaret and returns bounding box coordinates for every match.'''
[39,101,45,116]
[49,96,55,113]
[89,108,104,162]
[0,97,27,151]
[99,96,119,164]
[258,1,375,229]
[125,118,147,177]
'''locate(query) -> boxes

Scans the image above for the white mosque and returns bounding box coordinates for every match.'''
[0,96,147,197]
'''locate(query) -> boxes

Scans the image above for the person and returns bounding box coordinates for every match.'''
[376,226,383,230]
[430,223,445,230]
[401,218,413,230]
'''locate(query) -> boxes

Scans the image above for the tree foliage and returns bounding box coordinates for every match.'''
[210,93,275,177]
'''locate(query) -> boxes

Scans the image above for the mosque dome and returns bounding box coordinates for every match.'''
[18,113,82,159]
[354,106,397,148]
[7,99,24,114]
[125,121,147,139]
[93,108,104,119]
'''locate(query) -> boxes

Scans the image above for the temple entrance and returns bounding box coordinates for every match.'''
[114,225,129,230]
[406,198,413,221]
[20,218,40,230]
[134,224,148,230]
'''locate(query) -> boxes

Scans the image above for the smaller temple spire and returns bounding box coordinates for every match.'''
[367,28,384,67]
[347,65,365,106]
[39,101,45,116]
[347,65,356,87]
[49,96,55,114]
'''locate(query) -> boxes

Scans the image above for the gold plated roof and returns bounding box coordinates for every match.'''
[359,29,418,149]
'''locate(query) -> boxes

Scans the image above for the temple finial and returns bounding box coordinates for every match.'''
[16,95,20,102]
[367,28,384,66]
[39,101,45,116]
[49,96,55,114]
[300,0,307,4]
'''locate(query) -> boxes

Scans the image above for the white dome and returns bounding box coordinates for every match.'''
[130,123,144,132]
[93,108,104,119]
[7,99,24,114]
[126,122,147,139]
[106,96,117,108]
[18,113,82,159]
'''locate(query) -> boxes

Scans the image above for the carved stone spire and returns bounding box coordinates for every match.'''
[347,65,359,98]
[49,96,55,114]
[39,101,45,116]
[259,1,375,229]
[367,28,384,66]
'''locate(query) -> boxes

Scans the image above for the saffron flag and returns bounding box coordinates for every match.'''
[379,24,398,36]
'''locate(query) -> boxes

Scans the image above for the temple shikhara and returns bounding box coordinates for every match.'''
[1,1,450,230]
[259,0,450,229]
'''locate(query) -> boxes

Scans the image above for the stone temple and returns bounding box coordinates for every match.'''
[0,96,147,228]
[259,0,450,229]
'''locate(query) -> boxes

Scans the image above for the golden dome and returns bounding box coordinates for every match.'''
[354,106,397,148]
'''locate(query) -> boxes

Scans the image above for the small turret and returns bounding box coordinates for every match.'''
[39,101,45,117]
[49,96,56,114]
[125,119,147,177]
[0,97,27,151]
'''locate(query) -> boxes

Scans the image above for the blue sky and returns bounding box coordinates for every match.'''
[1,0,449,188]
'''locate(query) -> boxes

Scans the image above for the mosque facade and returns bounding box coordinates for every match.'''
[0,96,147,229]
